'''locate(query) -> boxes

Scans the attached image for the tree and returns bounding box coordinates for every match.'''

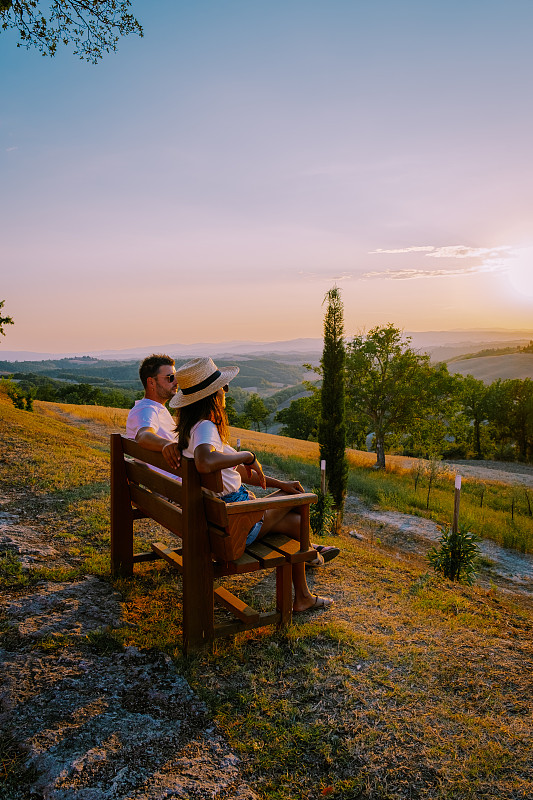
[456,375,490,459]
[0,300,14,338]
[318,287,348,530]
[1,1,142,63]
[345,324,452,469]
[486,378,533,462]
[243,393,270,432]
[275,395,319,440]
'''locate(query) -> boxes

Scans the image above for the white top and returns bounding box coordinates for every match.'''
[126,398,176,441]
[126,398,178,481]
[182,419,240,496]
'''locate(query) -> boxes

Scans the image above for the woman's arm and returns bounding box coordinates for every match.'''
[194,444,266,488]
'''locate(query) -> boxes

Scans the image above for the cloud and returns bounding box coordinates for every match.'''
[6,146,18,152]
[370,244,514,259]
[360,262,507,281]
[370,246,435,254]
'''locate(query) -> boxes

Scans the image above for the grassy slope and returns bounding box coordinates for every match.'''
[1,394,533,799]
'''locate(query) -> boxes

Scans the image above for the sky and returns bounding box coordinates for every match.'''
[1,0,533,354]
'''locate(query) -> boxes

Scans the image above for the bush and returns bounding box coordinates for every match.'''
[428,525,481,584]
[310,488,336,537]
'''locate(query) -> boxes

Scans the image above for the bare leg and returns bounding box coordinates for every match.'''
[260,506,333,612]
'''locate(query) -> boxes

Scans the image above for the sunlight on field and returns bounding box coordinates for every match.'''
[35,401,129,430]
[230,426,416,474]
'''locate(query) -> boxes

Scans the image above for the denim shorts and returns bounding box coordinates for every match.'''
[222,485,264,545]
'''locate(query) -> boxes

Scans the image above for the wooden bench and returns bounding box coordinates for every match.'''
[110,434,317,653]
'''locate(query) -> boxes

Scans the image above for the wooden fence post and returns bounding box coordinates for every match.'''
[452,475,461,534]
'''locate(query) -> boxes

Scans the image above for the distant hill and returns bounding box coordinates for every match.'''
[447,353,533,383]
[4,329,533,363]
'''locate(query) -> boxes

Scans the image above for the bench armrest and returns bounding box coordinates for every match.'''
[223,492,317,516]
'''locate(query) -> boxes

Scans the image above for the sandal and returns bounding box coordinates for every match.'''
[294,594,334,613]
[307,551,325,567]
[307,545,340,567]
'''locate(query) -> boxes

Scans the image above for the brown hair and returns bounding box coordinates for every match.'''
[139,354,175,389]
[176,390,229,450]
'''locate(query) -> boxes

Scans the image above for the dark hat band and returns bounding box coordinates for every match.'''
[181,369,222,396]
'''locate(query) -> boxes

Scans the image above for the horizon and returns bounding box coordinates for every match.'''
[2,1,533,351]
[2,327,533,363]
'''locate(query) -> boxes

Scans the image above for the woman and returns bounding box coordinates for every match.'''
[169,357,333,612]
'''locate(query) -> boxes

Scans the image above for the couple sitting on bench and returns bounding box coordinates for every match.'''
[126,354,338,612]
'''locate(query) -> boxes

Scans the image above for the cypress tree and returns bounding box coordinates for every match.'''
[318,286,348,531]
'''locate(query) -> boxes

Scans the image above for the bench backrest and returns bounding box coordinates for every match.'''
[111,434,262,561]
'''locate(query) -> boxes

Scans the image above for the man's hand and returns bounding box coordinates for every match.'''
[162,441,181,470]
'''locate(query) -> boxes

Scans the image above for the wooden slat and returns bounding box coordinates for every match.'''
[224,492,317,515]
[213,552,262,577]
[129,484,183,537]
[214,611,280,639]
[151,541,184,571]
[121,436,183,477]
[132,550,161,563]
[262,533,316,564]
[214,587,260,624]
[245,540,286,567]
[125,460,183,504]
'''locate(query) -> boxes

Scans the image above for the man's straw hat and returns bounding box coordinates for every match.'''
[169,357,239,408]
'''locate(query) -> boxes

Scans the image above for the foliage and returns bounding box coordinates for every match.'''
[243,393,270,432]
[428,524,481,584]
[309,488,335,537]
[0,0,143,62]
[1,377,33,411]
[318,287,348,527]
[275,394,318,440]
[346,324,453,469]
[0,299,14,338]
[486,378,533,462]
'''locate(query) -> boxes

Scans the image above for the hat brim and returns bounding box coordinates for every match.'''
[169,366,239,408]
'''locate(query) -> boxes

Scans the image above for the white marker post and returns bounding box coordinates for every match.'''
[236,438,241,451]
[320,460,326,494]
[452,475,462,534]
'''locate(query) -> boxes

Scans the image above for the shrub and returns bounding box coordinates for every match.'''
[310,488,336,537]
[428,525,481,584]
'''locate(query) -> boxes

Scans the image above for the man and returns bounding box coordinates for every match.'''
[126,354,181,470]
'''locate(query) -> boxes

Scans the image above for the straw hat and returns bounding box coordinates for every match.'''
[169,357,239,408]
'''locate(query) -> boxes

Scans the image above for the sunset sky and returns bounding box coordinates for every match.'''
[2,0,533,354]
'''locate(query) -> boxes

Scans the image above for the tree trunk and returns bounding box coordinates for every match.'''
[375,436,386,469]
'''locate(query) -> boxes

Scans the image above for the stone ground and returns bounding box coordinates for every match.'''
[1,507,259,800]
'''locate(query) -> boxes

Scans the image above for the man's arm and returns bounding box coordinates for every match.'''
[135,427,181,470]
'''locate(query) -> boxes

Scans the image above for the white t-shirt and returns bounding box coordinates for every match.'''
[126,398,176,442]
[126,398,178,480]
[183,419,240,496]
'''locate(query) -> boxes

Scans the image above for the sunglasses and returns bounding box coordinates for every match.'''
[159,374,178,383]
[223,384,229,392]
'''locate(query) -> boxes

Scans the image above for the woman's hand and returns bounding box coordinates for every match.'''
[277,479,304,494]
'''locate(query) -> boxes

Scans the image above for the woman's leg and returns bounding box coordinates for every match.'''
[260,506,333,612]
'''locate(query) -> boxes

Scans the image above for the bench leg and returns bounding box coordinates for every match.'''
[110,435,135,577]
[276,562,292,627]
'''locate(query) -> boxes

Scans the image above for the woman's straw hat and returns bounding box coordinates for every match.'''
[169,357,239,408]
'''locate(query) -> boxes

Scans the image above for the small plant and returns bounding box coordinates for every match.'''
[428,524,481,584]
[310,488,336,537]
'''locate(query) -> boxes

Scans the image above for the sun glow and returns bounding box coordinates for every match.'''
[506,247,533,298]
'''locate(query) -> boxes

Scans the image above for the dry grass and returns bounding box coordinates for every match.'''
[2,393,533,799]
